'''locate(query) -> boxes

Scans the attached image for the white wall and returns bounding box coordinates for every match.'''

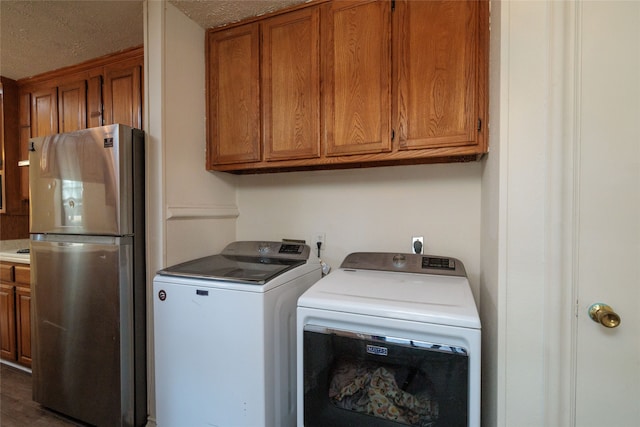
[145,2,240,425]
[161,3,238,267]
[480,1,505,425]
[237,163,483,296]
[481,1,578,426]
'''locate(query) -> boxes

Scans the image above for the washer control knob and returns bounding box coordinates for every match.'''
[258,243,271,255]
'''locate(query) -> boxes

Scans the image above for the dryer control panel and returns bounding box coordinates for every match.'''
[340,252,466,277]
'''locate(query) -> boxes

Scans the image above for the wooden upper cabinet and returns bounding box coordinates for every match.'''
[205,1,488,172]
[207,24,261,166]
[0,77,26,214]
[87,75,103,128]
[18,91,31,203]
[325,0,391,156]
[58,80,87,133]
[394,0,484,151]
[103,60,142,129]
[262,7,321,161]
[30,86,58,137]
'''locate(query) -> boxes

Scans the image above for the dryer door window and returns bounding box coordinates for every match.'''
[303,326,469,427]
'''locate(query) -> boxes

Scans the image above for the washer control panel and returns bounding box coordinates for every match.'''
[222,241,311,261]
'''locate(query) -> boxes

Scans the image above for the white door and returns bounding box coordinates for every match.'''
[574,1,640,425]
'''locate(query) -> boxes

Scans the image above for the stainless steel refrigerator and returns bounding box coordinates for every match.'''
[28,124,146,427]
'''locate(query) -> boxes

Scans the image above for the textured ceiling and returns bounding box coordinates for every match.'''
[0,0,305,81]
[171,0,306,29]
[0,1,144,80]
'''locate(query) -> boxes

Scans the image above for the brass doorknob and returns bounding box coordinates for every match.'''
[588,303,621,328]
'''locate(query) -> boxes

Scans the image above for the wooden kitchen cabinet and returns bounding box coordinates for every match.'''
[87,75,103,128]
[18,91,31,204]
[207,23,261,166]
[324,0,391,157]
[0,262,30,368]
[262,6,322,162]
[206,0,488,173]
[103,58,142,129]
[1,76,25,215]
[19,46,143,134]
[13,47,143,205]
[29,77,91,137]
[58,79,88,133]
[30,86,59,137]
[0,264,16,360]
[394,0,486,152]
[207,5,322,168]
[15,265,31,368]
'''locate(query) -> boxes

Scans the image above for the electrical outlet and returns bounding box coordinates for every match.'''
[412,236,424,254]
[312,232,326,258]
[314,232,326,247]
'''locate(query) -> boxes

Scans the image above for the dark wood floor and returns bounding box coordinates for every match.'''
[0,363,86,426]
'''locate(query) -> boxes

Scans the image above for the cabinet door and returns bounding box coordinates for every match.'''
[30,86,58,137]
[1,77,26,215]
[0,282,16,361]
[15,265,30,368]
[324,0,392,156]
[207,23,261,166]
[0,82,4,171]
[18,91,31,202]
[16,286,31,368]
[87,75,103,128]
[103,60,142,128]
[262,7,321,161]
[395,0,482,150]
[58,80,87,132]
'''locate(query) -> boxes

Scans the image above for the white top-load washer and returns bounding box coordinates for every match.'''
[153,241,321,427]
[297,252,481,427]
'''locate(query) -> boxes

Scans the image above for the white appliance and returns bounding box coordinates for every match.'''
[153,241,321,427]
[297,252,481,427]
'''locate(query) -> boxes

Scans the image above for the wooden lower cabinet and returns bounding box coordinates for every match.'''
[0,282,17,360]
[0,262,31,368]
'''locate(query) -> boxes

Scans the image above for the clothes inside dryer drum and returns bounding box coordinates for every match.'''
[329,359,439,427]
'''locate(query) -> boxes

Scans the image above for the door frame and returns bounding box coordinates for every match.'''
[543,1,578,425]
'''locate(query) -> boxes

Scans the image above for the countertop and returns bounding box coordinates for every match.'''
[0,239,31,264]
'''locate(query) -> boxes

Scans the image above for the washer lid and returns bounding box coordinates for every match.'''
[157,241,310,284]
[298,268,481,329]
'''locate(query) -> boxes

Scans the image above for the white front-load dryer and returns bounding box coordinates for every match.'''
[297,252,481,427]
[153,241,321,427]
